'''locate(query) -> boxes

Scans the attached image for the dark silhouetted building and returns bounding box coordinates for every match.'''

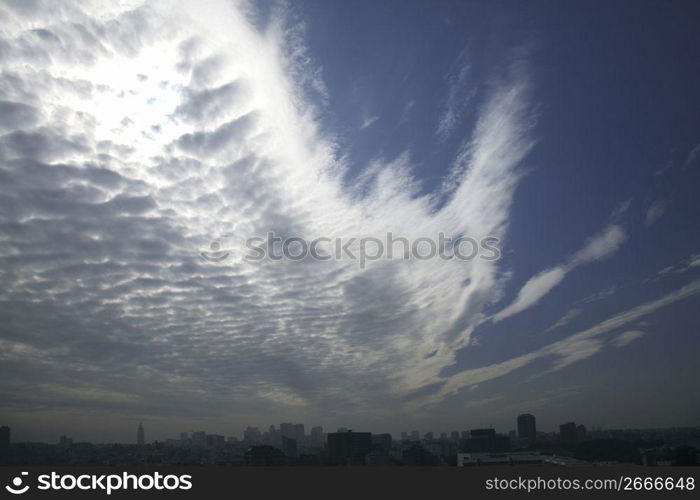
[137,423,144,446]
[282,436,297,460]
[327,430,372,465]
[372,433,392,452]
[298,453,320,466]
[206,434,225,448]
[365,448,393,466]
[245,445,286,466]
[576,424,588,443]
[280,423,294,439]
[402,444,440,466]
[310,426,323,445]
[244,426,262,443]
[294,423,305,443]
[192,431,207,447]
[179,432,190,445]
[560,422,578,445]
[517,414,537,443]
[463,429,510,453]
[268,425,280,444]
[0,426,9,464]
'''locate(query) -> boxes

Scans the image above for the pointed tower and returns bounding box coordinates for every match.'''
[137,422,145,446]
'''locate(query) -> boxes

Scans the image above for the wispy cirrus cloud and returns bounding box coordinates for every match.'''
[685,141,700,167]
[435,46,474,140]
[645,200,667,226]
[612,330,645,348]
[360,114,379,129]
[544,307,583,333]
[429,278,700,403]
[492,224,626,322]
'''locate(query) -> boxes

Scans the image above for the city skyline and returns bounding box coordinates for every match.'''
[3,417,698,467]
[1,0,700,445]
[2,414,696,447]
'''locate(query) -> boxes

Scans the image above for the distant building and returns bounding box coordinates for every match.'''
[401,432,408,440]
[450,431,460,440]
[402,444,440,466]
[298,453,320,466]
[560,422,578,445]
[424,431,433,440]
[458,452,544,466]
[310,426,324,445]
[462,429,510,453]
[192,431,207,447]
[517,414,537,443]
[327,430,372,465]
[294,423,305,443]
[0,426,9,464]
[365,447,393,465]
[267,425,280,444]
[244,445,286,466]
[58,435,72,447]
[371,433,392,452]
[137,423,145,446]
[282,436,297,460]
[179,432,190,445]
[244,426,262,443]
[576,424,588,443]
[206,434,225,448]
[509,430,517,447]
[280,423,295,438]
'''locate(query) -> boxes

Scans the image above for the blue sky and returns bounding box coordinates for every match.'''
[0,0,699,442]
[295,0,700,429]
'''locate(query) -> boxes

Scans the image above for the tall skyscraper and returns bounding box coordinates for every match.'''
[137,422,144,446]
[310,426,323,444]
[517,413,537,443]
[294,423,305,442]
[280,422,294,439]
[267,425,280,444]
